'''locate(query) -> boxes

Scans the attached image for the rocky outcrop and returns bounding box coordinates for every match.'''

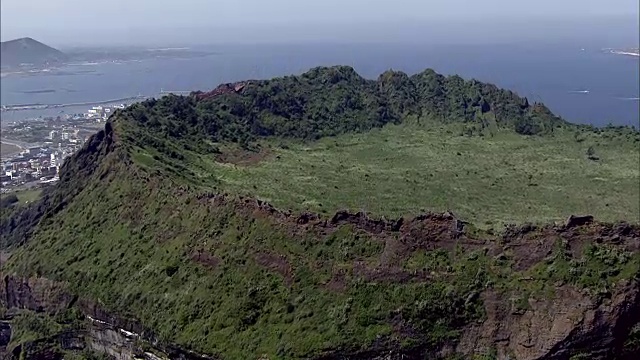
[1,314,214,360]
[457,281,640,360]
[0,276,73,313]
[566,215,595,228]
[193,82,248,101]
[0,276,215,360]
[85,321,139,360]
[0,321,11,354]
[4,329,123,360]
[5,272,639,359]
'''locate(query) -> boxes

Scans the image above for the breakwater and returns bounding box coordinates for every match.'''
[1,95,147,112]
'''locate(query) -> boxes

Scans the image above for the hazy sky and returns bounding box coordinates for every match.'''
[1,0,638,46]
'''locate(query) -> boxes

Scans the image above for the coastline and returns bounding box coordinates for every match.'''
[1,95,147,112]
[610,50,640,57]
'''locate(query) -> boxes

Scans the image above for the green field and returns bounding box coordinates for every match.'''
[0,142,21,157]
[2,188,43,204]
[13,188,43,204]
[190,123,639,227]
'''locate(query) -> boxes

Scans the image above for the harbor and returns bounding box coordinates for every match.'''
[0,95,148,112]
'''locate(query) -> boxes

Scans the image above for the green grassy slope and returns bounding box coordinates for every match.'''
[6,146,638,358]
[195,123,639,227]
[2,66,640,359]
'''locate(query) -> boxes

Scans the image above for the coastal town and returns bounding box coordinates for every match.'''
[0,103,128,194]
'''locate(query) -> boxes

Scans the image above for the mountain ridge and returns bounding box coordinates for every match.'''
[115,65,570,155]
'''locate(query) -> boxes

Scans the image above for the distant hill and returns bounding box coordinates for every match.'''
[0,37,67,68]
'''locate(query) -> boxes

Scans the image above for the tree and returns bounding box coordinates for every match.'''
[515,117,541,136]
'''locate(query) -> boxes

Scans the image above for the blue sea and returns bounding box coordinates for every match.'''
[1,43,638,127]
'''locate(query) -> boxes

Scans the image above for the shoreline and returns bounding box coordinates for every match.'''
[610,50,640,57]
[1,95,147,112]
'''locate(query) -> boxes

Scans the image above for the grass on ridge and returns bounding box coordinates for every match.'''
[14,188,43,204]
[190,123,639,227]
[1,188,43,204]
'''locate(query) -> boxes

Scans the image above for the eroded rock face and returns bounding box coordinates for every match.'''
[457,282,640,360]
[0,321,11,353]
[193,82,248,101]
[2,278,639,359]
[1,276,216,360]
[2,211,639,360]
[86,323,138,360]
[0,276,74,313]
[4,273,637,360]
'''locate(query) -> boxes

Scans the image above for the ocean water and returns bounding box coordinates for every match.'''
[1,43,638,127]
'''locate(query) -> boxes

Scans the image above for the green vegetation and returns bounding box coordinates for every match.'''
[110,66,636,226]
[623,323,640,357]
[109,66,637,226]
[5,171,481,358]
[0,142,21,157]
[190,123,638,227]
[502,241,640,311]
[13,188,43,204]
[1,188,44,245]
[6,309,89,359]
[9,311,63,347]
[1,189,42,207]
[7,170,635,358]
[1,126,51,144]
[122,65,567,152]
[2,66,639,359]
[0,193,19,208]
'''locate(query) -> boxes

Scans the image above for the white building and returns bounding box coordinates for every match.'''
[24,147,40,156]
